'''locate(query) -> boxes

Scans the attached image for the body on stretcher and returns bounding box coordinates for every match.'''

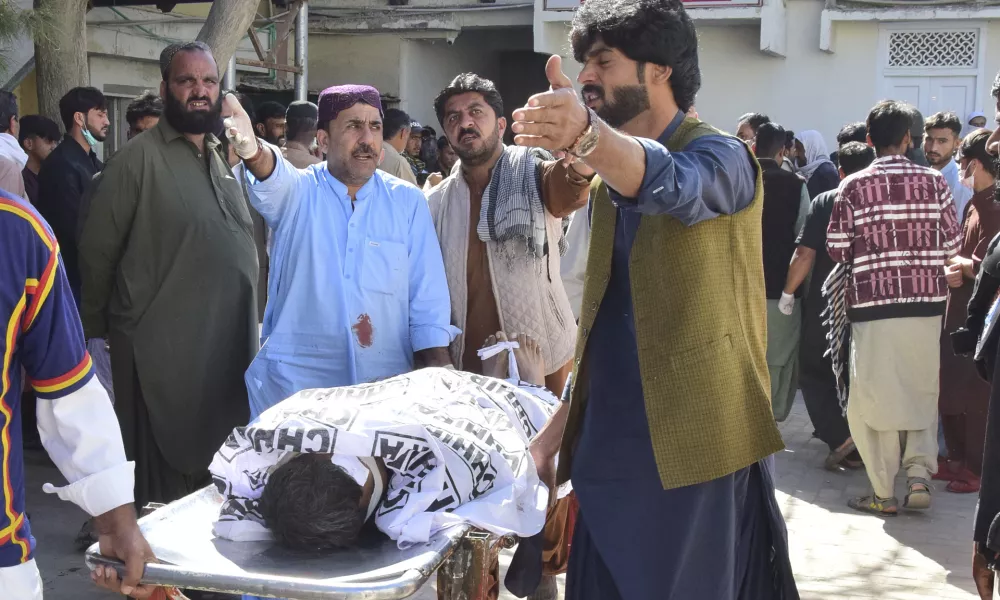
[85,486,514,600]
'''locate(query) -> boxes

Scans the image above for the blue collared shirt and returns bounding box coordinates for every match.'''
[243,150,458,418]
[940,159,974,221]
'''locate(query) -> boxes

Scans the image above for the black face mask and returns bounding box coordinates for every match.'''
[164,87,223,135]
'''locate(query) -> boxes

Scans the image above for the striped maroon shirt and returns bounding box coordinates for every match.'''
[826,155,961,322]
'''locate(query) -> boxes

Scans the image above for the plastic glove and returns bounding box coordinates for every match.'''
[222,94,259,160]
[778,291,795,316]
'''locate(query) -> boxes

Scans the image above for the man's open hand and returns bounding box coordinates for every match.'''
[92,504,157,598]
[512,55,589,152]
[223,93,260,160]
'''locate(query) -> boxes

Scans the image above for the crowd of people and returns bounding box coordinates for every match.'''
[5,0,1000,598]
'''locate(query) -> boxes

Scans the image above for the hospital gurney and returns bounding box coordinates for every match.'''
[85,486,516,600]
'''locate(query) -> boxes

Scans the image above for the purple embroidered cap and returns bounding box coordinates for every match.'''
[317,85,384,125]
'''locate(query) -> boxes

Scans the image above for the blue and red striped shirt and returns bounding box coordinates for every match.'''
[0,189,95,566]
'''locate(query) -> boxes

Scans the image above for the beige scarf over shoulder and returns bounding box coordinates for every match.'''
[427,161,577,376]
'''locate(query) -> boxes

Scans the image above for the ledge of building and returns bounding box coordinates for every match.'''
[536,0,787,58]
[820,4,1000,52]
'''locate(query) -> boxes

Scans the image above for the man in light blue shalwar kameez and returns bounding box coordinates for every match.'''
[224,85,458,420]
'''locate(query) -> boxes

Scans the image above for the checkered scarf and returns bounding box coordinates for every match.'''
[821,262,851,413]
[478,146,567,258]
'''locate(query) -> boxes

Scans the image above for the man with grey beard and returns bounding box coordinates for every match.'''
[79,41,258,510]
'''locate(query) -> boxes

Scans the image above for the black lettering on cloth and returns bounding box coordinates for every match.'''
[379,487,410,516]
[246,468,268,492]
[373,431,434,473]
[303,428,333,453]
[427,470,461,513]
[276,427,305,452]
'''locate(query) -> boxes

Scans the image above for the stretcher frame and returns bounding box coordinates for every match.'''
[84,486,515,600]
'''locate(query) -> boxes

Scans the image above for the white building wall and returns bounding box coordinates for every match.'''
[400,37,502,129]
[696,1,879,147]
[309,34,404,97]
[535,0,1000,150]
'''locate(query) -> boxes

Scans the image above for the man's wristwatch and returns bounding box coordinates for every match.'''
[566,108,600,158]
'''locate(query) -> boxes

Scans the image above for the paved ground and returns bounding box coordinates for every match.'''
[30,397,981,599]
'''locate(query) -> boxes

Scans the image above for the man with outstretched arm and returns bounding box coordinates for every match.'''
[514,0,798,598]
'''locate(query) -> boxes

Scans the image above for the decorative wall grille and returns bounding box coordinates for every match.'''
[887,30,978,68]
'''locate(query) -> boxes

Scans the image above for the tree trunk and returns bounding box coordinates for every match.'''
[197,0,259,71]
[33,0,88,128]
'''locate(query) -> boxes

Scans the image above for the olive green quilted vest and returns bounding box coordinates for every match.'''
[557,118,784,490]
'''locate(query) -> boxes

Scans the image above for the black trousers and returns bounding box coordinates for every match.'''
[799,318,851,451]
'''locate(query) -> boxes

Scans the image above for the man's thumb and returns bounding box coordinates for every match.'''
[546,54,573,90]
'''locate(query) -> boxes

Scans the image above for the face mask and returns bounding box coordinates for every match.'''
[962,164,977,190]
[81,127,98,148]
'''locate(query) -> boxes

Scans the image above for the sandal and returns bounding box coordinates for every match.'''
[904,477,932,510]
[848,495,898,516]
[824,438,858,471]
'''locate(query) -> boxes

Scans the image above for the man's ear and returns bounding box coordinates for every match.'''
[497,117,507,138]
[316,128,330,155]
[839,167,846,180]
[651,64,672,85]
[255,122,265,137]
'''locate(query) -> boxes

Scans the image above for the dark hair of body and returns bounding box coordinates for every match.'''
[434,73,504,126]
[0,91,17,134]
[569,0,700,112]
[259,454,366,551]
[924,111,962,137]
[383,108,412,140]
[18,115,60,145]
[836,122,867,147]
[59,87,107,133]
[739,112,770,133]
[961,129,999,179]
[126,92,164,128]
[160,41,214,81]
[256,101,287,126]
[866,100,914,152]
[285,102,319,143]
[837,141,876,176]
[754,122,786,159]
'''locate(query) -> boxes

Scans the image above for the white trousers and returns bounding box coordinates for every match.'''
[0,559,43,599]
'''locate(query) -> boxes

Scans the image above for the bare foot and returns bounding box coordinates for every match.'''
[513,333,546,386]
[481,332,510,379]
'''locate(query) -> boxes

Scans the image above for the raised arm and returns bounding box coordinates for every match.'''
[223,94,303,228]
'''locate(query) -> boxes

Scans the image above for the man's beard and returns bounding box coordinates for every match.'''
[926,152,949,169]
[454,126,500,167]
[164,88,223,134]
[583,84,650,128]
[88,123,108,142]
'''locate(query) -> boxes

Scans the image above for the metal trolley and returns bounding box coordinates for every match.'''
[85,486,515,600]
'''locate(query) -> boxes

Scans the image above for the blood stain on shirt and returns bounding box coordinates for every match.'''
[353,313,374,348]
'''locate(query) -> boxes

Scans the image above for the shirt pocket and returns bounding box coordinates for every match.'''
[361,238,407,295]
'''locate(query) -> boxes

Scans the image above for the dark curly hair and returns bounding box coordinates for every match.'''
[570,0,700,112]
[259,454,366,552]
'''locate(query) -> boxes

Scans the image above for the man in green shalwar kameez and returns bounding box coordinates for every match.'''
[79,41,258,508]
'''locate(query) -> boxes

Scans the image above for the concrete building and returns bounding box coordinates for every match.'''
[4,0,1000,154]
[539,0,1000,148]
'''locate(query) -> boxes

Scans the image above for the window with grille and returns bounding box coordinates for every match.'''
[887,30,978,69]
